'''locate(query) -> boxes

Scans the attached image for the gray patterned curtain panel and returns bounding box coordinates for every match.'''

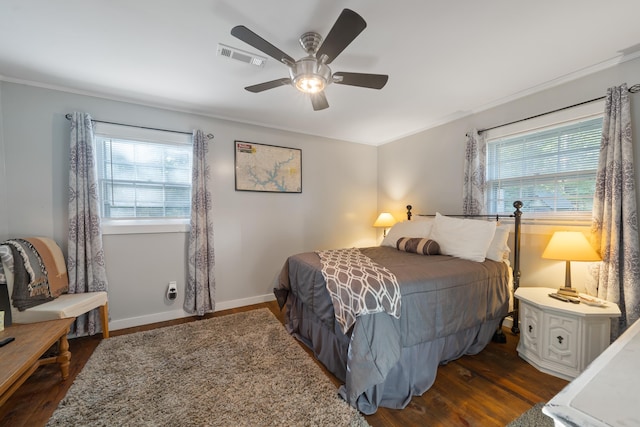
[588,84,640,339]
[184,130,215,315]
[68,112,109,336]
[463,129,486,215]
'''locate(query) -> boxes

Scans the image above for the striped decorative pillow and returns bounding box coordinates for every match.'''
[396,237,440,255]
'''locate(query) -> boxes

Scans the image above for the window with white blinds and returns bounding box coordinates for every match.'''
[94,123,192,220]
[486,110,603,218]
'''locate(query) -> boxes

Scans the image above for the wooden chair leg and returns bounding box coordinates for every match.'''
[99,302,110,338]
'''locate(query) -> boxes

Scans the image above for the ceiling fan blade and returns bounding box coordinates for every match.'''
[231,25,295,65]
[311,92,329,111]
[333,72,389,89]
[316,9,367,64]
[245,78,292,93]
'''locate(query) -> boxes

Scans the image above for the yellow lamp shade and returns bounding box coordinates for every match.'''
[373,212,397,228]
[542,231,601,293]
[542,231,601,261]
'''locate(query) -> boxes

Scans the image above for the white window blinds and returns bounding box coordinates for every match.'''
[94,123,192,220]
[486,113,603,218]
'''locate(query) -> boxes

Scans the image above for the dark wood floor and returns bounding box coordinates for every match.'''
[0,302,568,427]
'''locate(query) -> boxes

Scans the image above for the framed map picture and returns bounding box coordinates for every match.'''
[234,141,302,193]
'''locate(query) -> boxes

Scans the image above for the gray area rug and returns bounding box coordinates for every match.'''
[47,308,369,426]
[506,402,554,427]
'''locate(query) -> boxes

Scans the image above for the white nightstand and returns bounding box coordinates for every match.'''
[514,286,621,380]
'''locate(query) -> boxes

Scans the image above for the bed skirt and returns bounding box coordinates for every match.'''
[285,292,502,414]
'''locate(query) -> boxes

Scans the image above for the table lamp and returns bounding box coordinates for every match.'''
[542,231,601,297]
[373,212,396,237]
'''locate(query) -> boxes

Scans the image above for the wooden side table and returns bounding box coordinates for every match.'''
[0,318,75,406]
[514,287,621,380]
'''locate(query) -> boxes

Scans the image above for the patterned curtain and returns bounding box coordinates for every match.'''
[463,129,486,215]
[184,130,215,315]
[68,112,109,337]
[588,84,640,339]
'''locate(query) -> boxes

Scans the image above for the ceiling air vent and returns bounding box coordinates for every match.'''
[217,43,266,68]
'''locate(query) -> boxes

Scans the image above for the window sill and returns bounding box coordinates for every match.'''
[102,219,190,235]
[497,216,592,234]
[498,215,591,224]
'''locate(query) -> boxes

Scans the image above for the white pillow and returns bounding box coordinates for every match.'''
[486,224,511,262]
[381,220,433,247]
[430,213,497,262]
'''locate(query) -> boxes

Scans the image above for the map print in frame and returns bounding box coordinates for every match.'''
[234,141,302,193]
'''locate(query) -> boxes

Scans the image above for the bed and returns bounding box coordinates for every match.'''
[274,201,523,414]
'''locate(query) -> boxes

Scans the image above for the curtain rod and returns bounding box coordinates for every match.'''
[468,83,640,137]
[64,114,214,140]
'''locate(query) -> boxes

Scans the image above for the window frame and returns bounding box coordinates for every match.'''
[484,100,604,222]
[93,122,193,235]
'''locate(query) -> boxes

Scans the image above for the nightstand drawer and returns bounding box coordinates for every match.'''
[542,312,578,369]
[521,303,541,353]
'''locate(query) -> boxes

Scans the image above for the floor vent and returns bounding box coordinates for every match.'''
[217,43,266,68]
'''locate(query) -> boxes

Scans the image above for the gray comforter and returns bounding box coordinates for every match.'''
[277,246,510,413]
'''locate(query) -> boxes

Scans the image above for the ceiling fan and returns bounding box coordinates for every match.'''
[230,8,389,111]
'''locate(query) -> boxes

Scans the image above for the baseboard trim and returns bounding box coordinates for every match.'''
[109,293,276,331]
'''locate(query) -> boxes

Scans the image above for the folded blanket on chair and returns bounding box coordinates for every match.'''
[24,237,69,297]
[2,239,55,311]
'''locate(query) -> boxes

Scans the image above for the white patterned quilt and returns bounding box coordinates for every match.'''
[316,248,401,333]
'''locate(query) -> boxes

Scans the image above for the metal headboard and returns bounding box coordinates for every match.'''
[405,201,523,337]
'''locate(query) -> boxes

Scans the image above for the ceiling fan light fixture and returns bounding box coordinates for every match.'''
[295,75,325,93]
[290,56,332,94]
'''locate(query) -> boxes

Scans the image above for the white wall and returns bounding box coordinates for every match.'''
[378,57,640,293]
[0,82,378,330]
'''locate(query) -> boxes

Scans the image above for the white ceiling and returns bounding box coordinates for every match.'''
[1,1,640,145]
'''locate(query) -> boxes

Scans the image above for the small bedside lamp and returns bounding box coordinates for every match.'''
[542,231,601,296]
[373,212,396,237]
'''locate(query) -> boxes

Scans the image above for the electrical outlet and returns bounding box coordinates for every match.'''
[167,281,177,301]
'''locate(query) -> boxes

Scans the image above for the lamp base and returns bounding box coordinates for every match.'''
[557,287,579,297]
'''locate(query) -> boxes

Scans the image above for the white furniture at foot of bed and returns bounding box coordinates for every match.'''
[543,316,640,426]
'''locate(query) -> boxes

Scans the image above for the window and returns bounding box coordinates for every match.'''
[486,101,603,219]
[94,123,192,223]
